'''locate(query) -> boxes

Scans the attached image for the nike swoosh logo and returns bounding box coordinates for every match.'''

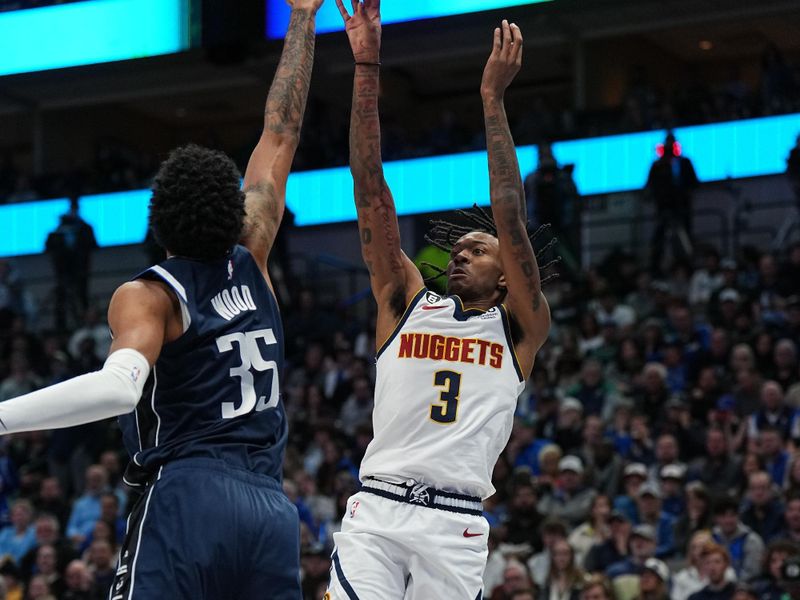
[421,305,448,311]
[463,529,482,538]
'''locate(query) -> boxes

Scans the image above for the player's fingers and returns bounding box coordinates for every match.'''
[492,27,501,54]
[501,20,512,58]
[350,0,359,14]
[511,23,523,63]
[335,0,350,20]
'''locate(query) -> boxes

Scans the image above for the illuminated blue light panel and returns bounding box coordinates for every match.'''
[2,113,799,256]
[266,0,552,38]
[0,0,188,77]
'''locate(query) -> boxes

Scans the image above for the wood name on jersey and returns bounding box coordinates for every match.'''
[397,332,504,368]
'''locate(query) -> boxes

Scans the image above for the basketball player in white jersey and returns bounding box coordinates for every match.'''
[328,1,552,598]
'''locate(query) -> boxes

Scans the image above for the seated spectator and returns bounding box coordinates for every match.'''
[65,465,110,547]
[589,440,624,500]
[632,364,670,424]
[614,463,648,523]
[505,478,544,547]
[554,399,585,454]
[740,471,784,543]
[626,414,656,465]
[566,360,612,417]
[747,382,797,442]
[26,574,55,600]
[756,426,791,486]
[0,499,36,563]
[537,456,596,528]
[62,559,92,600]
[85,539,115,597]
[490,559,535,600]
[647,433,685,484]
[581,575,613,600]
[635,558,670,600]
[634,483,675,558]
[19,514,77,582]
[780,491,800,543]
[569,495,612,567]
[749,540,797,600]
[34,544,64,599]
[688,427,742,496]
[338,375,373,437]
[673,531,737,600]
[607,524,659,600]
[585,511,631,574]
[687,543,737,600]
[711,496,765,582]
[659,464,686,517]
[300,543,331,600]
[528,518,569,587]
[542,538,585,600]
[674,482,713,557]
[33,478,70,531]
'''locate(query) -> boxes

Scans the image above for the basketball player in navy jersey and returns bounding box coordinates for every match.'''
[0,0,324,597]
[327,2,552,597]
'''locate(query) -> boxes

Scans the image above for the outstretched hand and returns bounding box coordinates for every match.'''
[481,20,523,100]
[335,0,381,63]
[285,0,325,13]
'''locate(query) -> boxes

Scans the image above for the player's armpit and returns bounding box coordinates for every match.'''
[107,280,175,366]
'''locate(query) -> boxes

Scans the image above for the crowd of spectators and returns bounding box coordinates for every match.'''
[1,234,800,599]
[2,45,799,205]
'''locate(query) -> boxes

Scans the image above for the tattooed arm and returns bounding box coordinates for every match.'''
[481,21,550,375]
[337,0,423,345]
[241,0,322,283]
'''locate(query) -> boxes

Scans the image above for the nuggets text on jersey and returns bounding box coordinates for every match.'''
[397,332,504,368]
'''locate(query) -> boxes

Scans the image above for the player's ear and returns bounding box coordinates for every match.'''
[497,273,507,294]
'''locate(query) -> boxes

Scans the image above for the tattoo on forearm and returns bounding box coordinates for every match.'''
[265,10,315,137]
[484,98,544,311]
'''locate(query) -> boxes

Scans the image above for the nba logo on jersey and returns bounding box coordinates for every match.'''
[409,484,431,506]
[227,259,234,280]
[349,500,360,519]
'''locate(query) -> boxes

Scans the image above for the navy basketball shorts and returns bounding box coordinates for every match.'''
[110,457,300,600]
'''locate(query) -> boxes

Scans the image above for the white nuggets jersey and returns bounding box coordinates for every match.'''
[360,289,526,499]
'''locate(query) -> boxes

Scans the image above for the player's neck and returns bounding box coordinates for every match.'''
[453,294,498,312]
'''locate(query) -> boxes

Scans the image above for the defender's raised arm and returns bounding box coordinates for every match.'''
[336,0,423,344]
[242,0,323,277]
[481,21,550,374]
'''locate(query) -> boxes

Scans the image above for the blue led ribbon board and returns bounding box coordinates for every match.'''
[2,113,799,256]
[0,0,189,77]
[266,0,553,38]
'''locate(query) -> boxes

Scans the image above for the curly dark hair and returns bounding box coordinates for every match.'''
[149,144,246,260]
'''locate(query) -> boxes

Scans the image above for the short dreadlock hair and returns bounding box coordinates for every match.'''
[149,144,246,261]
[422,204,560,285]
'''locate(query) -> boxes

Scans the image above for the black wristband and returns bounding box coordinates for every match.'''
[355,61,381,67]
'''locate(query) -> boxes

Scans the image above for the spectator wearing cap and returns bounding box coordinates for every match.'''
[505,479,544,546]
[740,471,785,544]
[711,496,765,582]
[712,288,743,330]
[554,398,585,454]
[566,360,613,417]
[542,538,586,600]
[635,483,676,558]
[757,426,791,487]
[635,558,670,600]
[674,482,713,557]
[607,524,659,600]
[569,494,612,567]
[689,248,725,308]
[750,540,799,600]
[585,511,631,574]
[528,517,569,587]
[780,491,800,543]
[538,456,596,528]
[614,463,648,524]
[647,434,685,484]
[687,543,737,600]
[673,531,737,600]
[659,464,686,517]
[688,427,742,496]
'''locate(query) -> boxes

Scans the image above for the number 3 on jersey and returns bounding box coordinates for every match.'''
[216,329,280,419]
[431,370,461,424]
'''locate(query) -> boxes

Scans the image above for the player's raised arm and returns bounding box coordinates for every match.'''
[241,0,323,277]
[481,21,550,374]
[336,0,423,340]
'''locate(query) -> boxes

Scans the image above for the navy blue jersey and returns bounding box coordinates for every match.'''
[118,245,287,482]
